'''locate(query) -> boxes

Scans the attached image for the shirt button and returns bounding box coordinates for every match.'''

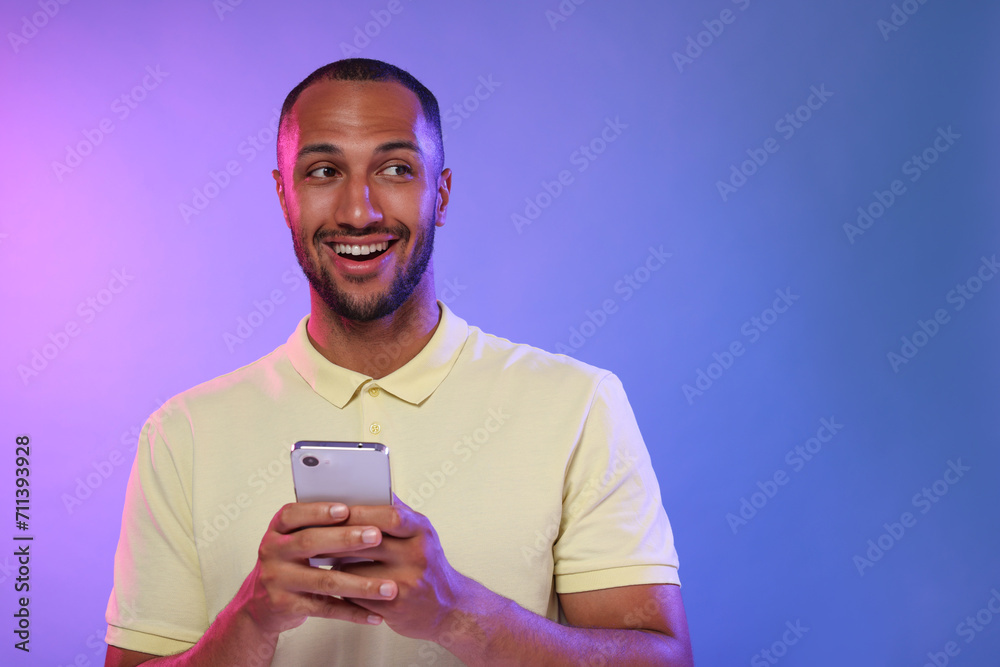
[369,422,381,435]
[368,386,381,397]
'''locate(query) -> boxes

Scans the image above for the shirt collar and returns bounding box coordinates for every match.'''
[284,301,470,408]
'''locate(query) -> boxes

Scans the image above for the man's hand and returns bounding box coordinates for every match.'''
[240,501,401,634]
[337,495,469,642]
[105,502,407,667]
[108,499,692,667]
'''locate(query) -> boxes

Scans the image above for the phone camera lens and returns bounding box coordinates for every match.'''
[303,456,319,467]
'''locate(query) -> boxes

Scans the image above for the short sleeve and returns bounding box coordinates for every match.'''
[553,373,680,594]
[105,405,209,655]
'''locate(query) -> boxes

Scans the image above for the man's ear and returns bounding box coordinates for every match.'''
[272,169,290,228]
[435,167,452,228]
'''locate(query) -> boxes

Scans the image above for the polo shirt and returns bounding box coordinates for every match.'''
[105,302,680,665]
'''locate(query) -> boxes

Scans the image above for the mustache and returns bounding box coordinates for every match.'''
[314,226,410,242]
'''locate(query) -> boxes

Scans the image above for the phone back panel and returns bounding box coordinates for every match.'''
[290,441,392,506]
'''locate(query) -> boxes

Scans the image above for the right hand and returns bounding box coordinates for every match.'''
[237,502,400,635]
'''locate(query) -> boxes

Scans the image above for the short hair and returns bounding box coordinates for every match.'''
[277,58,444,174]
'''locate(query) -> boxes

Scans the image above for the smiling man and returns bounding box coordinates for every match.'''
[104,58,692,666]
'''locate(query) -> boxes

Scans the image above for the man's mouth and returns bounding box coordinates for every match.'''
[329,240,394,261]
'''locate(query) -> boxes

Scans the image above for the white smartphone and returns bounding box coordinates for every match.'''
[290,440,392,568]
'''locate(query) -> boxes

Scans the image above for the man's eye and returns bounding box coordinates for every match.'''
[307,166,337,178]
[382,165,412,177]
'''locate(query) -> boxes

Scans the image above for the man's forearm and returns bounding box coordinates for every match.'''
[435,577,691,667]
[115,589,280,667]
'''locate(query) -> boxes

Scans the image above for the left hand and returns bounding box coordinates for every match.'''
[338,495,470,641]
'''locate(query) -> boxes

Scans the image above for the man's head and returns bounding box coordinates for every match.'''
[277,58,445,181]
[273,59,450,323]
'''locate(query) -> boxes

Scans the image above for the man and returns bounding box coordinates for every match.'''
[105,58,693,666]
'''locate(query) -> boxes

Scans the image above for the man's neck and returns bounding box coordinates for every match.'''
[305,284,441,379]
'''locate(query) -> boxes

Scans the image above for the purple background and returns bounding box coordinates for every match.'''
[2,1,999,665]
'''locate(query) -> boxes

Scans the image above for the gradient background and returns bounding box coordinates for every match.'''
[2,1,998,665]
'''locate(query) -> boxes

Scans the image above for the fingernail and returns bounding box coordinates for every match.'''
[329,504,348,518]
[362,528,379,544]
[367,614,382,625]
[379,583,394,598]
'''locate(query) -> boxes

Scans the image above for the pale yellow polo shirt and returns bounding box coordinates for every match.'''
[106,302,679,665]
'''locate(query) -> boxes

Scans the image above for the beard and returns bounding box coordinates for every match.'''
[292,219,435,323]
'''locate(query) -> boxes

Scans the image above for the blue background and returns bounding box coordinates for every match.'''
[1,0,997,665]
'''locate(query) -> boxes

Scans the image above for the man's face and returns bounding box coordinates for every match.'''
[273,79,450,322]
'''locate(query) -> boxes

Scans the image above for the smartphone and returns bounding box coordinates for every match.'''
[290,440,392,567]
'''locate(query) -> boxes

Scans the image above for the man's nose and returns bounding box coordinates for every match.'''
[336,174,382,227]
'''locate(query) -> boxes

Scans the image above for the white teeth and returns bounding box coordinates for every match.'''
[334,241,389,256]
